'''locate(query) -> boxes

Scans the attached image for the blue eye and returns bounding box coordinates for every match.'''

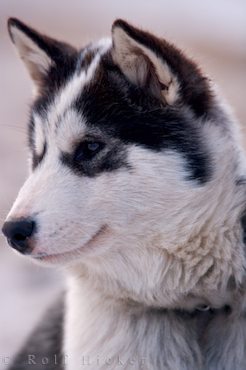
[74,141,105,162]
[87,142,100,151]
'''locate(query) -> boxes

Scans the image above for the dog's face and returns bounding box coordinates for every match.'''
[3,19,246,307]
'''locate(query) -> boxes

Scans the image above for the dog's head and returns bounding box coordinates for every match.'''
[2,18,246,308]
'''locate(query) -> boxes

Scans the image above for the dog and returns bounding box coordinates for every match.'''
[2,17,246,370]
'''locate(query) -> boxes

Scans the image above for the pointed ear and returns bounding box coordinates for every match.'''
[7,18,76,89]
[111,20,211,113]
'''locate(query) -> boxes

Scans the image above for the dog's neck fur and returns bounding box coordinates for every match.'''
[64,273,203,370]
[64,184,246,370]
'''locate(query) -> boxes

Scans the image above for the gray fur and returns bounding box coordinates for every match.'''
[9,297,64,370]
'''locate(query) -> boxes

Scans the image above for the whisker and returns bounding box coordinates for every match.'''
[1,124,26,134]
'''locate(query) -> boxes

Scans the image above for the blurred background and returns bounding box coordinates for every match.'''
[0,0,245,368]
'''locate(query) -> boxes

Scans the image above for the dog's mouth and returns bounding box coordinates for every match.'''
[31,225,108,264]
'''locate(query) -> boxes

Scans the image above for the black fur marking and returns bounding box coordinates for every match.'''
[60,138,130,177]
[74,56,212,184]
[29,52,212,183]
[21,19,212,183]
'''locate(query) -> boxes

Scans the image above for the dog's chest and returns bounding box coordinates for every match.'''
[63,282,204,370]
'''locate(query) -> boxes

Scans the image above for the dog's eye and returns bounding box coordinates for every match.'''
[74,141,105,162]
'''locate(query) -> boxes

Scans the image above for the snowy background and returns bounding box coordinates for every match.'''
[0,0,246,368]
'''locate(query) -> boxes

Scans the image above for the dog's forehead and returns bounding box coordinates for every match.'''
[32,38,112,134]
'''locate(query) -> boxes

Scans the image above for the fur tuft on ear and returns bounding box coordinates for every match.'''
[7,18,76,90]
[111,20,212,114]
[112,20,179,105]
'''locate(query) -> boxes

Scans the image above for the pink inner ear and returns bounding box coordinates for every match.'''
[111,26,176,104]
[7,17,77,92]
[8,20,53,87]
[111,19,212,114]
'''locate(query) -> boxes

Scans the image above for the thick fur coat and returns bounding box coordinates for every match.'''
[3,18,246,370]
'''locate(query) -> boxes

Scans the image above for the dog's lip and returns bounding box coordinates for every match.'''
[31,225,108,262]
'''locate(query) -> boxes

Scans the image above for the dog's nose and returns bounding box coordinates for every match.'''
[2,219,36,254]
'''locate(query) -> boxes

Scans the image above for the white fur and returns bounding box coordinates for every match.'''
[5,27,246,370]
[7,88,246,368]
[33,113,46,156]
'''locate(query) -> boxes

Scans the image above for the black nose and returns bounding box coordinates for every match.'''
[2,219,36,254]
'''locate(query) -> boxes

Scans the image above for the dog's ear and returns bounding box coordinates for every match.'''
[7,18,76,89]
[112,20,211,114]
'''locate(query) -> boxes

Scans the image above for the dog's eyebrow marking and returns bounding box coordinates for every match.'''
[56,109,86,152]
[46,38,112,133]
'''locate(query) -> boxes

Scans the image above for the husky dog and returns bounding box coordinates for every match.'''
[2,18,246,370]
